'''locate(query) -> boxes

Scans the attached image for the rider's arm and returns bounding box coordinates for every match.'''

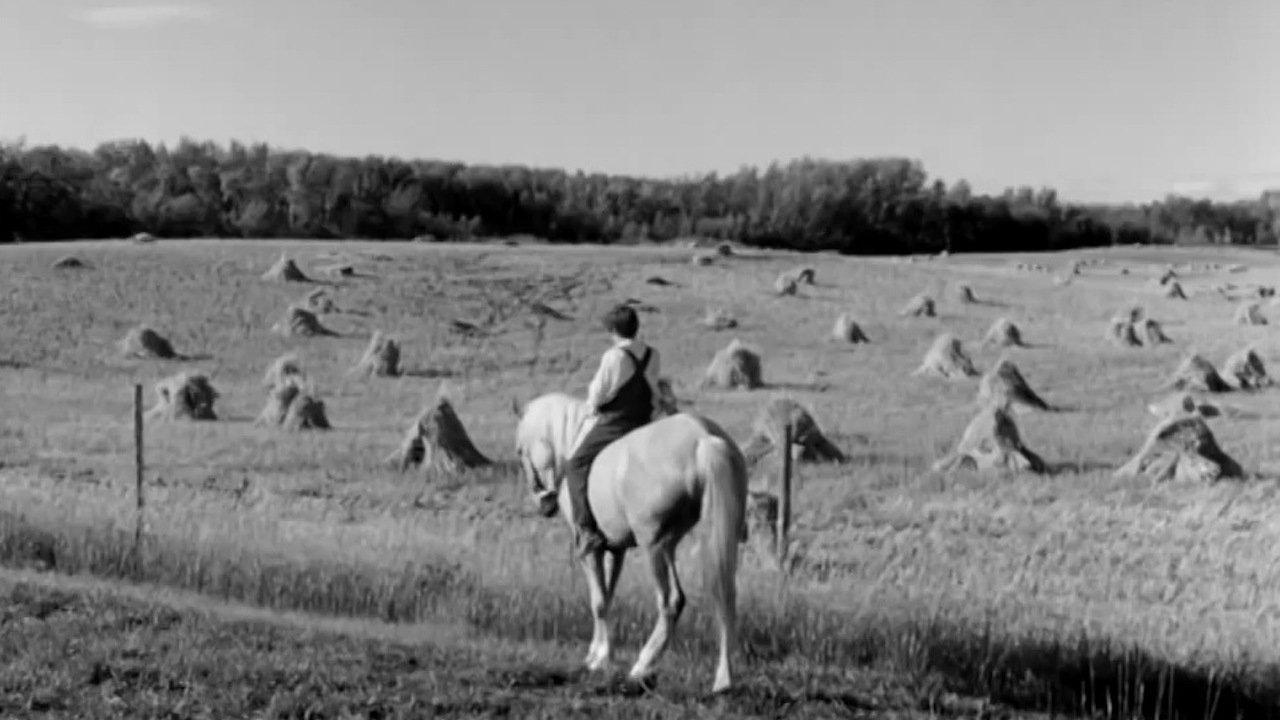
[585,347,625,412]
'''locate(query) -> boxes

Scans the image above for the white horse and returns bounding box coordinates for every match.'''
[512,391,749,693]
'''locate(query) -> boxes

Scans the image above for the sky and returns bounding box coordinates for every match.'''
[0,0,1277,204]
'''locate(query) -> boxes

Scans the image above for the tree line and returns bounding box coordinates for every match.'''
[2,137,1277,254]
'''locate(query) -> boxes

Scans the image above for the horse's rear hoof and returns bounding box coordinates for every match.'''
[625,671,658,692]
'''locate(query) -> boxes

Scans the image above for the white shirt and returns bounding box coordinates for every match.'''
[585,337,662,420]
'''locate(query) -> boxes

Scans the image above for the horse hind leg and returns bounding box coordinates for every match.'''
[581,551,614,672]
[628,544,684,684]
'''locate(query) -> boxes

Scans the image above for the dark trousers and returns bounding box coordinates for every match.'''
[564,420,638,529]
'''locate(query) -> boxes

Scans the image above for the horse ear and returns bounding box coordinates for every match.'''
[511,396,524,418]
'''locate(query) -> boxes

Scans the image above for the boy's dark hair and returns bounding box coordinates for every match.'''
[602,304,640,339]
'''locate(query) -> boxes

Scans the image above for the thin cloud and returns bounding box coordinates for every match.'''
[74,4,215,29]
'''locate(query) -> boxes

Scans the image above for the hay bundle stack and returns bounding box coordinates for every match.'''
[716,243,734,257]
[1233,302,1267,326]
[914,333,978,379]
[1162,353,1232,393]
[352,331,401,377]
[794,267,816,285]
[263,352,305,388]
[702,307,738,330]
[131,232,156,244]
[119,326,180,359]
[899,293,936,318]
[740,398,845,467]
[387,395,492,473]
[982,317,1024,347]
[51,256,86,269]
[302,287,336,314]
[700,338,763,390]
[654,378,680,417]
[953,284,977,304]
[1147,392,1220,420]
[1139,318,1171,345]
[691,253,715,267]
[1163,281,1186,299]
[1221,346,1270,390]
[774,274,799,296]
[256,375,330,430]
[1156,268,1177,285]
[146,371,218,421]
[931,404,1046,474]
[976,357,1052,412]
[261,254,309,282]
[1258,286,1276,299]
[746,490,778,548]
[273,304,337,337]
[831,313,869,343]
[1113,414,1243,484]
[1107,317,1142,347]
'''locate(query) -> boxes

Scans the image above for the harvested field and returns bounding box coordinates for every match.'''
[3,238,1280,717]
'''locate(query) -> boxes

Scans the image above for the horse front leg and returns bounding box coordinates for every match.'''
[580,549,613,672]
[628,544,684,684]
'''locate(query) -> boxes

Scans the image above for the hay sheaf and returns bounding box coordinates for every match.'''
[119,326,181,360]
[263,353,306,388]
[1233,302,1267,326]
[691,253,715,267]
[1162,353,1231,393]
[262,254,309,282]
[953,284,977,304]
[700,338,763,390]
[1163,281,1186,299]
[773,274,799,296]
[351,331,402,378]
[982,317,1024,347]
[1114,415,1243,484]
[256,376,330,431]
[51,256,87,270]
[702,307,739,331]
[977,358,1053,412]
[273,305,337,337]
[899,293,935,318]
[1139,318,1171,345]
[741,397,846,468]
[302,288,337,314]
[387,396,492,473]
[1221,347,1270,390]
[932,404,1046,474]
[831,314,869,343]
[914,333,978,380]
[1107,318,1142,347]
[146,372,218,421]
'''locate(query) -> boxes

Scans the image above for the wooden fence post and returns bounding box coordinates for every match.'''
[133,383,145,555]
[776,422,792,564]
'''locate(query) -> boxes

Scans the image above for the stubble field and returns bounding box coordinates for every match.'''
[3,238,1280,718]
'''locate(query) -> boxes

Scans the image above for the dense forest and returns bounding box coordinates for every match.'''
[1,137,1277,254]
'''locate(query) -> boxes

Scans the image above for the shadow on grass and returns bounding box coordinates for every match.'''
[0,511,1276,719]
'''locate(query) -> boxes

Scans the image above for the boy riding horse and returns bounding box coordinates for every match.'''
[564,303,663,557]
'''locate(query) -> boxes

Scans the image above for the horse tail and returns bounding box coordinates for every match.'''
[695,433,747,684]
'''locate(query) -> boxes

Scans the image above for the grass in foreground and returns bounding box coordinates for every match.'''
[0,568,983,719]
